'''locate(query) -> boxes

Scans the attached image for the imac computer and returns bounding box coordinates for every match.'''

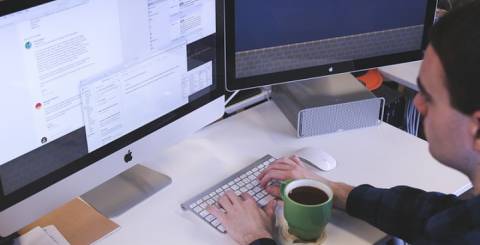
[225,0,437,91]
[0,0,224,236]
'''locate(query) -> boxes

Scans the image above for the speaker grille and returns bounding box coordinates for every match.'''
[299,98,382,137]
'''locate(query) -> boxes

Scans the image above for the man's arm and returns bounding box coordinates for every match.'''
[345,184,464,242]
[328,181,354,210]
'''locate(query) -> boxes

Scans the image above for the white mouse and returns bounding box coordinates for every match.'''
[293,147,337,171]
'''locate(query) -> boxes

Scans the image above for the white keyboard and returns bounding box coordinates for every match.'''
[181,155,276,233]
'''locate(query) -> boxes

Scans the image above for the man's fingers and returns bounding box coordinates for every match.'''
[225,190,241,206]
[259,169,292,187]
[218,192,234,210]
[276,157,298,166]
[290,155,303,165]
[208,205,226,223]
[264,199,277,219]
[258,160,289,179]
[291,155,309,169]
[258,163,293,180]
[265,162,295,172]
[258,158,295,180]
[240,192,256,205]
[265,185,281,197]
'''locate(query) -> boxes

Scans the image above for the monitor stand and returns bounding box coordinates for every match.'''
[81,164,171,218]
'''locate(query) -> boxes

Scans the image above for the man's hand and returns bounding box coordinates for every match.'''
[258,155,329,197]
[208,190,276,245]
[258,155,354,210]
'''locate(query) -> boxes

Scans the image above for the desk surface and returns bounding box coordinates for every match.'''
[100,101,470,245]
[379,61,421,91]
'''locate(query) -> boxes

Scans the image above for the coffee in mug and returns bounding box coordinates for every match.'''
[280,179,333,241]
[288,186,329,205]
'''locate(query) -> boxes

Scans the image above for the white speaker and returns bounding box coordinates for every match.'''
[272,74,384,137]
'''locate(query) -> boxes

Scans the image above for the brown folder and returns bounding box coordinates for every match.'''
[20,198,119,245]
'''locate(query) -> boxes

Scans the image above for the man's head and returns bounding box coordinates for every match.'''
[414,1,480,174]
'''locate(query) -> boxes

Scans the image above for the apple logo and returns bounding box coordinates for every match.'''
[124,150,133,163]
[328,67,334,73]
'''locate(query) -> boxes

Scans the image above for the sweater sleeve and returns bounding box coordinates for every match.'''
[346,184,463,242]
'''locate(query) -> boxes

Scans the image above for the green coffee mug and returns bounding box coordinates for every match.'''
[280,179,333,241]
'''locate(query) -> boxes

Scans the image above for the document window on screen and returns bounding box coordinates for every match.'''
[0,0,216,195]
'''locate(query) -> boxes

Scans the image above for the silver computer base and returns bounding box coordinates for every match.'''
[81,164,172,218]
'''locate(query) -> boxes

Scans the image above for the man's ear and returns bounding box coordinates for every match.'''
[472,111,480,151]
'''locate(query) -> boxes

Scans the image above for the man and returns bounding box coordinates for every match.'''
[208,2,480,244]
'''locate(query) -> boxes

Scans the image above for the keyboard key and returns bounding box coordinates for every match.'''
[189,203,197,209]
[217,225,226,233]
[194,206,202,213]
[268,158,275,162]
[253,187,262,193]
[252,167,258,172]
[243,179,250,185]
[200,203,208,209]
[222,185,229,190]
[247,170,253,175]
[251,180,259,186]
[209,192,216,198]
[199,210,209,218]
[237,181,245,187]
[234,178,241,182]
[205,214,215,222]
[255,192,265,199]
[196,200,203,205]
[216,188,223,194]
[228,181,235,186]
[231,185,239,190]
[211,219,221,227]
[248,175,256,181]
[258,195,274,206]
[246,183,253,189]
[207,199,215,205]
[235,190,241,196]
[240,187,248,193]
[248,190,256,196]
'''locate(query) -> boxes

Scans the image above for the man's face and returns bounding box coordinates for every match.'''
[414,45,474,171]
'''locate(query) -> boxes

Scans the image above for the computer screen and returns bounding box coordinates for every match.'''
[225,0,437,90]
[0,0,223,233]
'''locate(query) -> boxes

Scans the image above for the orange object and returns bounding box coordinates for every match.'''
[356,69,384,91]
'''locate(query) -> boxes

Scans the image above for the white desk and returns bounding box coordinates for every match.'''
[100,101,470,245]
[380,61,421,91]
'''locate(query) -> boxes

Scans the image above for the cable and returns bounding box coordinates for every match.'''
[406,98,412,134]
[415,107,422,136]
[225,90,240,106]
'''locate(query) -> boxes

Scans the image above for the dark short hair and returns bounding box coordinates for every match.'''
[429,0,480,115]
[438,0,477,10]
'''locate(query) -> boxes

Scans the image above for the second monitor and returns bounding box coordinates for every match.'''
[225,0,437,91]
